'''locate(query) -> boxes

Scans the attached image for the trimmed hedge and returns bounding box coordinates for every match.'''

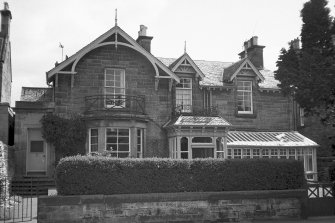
[56,156,305,195]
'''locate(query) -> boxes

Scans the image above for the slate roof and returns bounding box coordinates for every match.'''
[227,131,318,147]
[20,87,53,102]
[158,57,279,89]
[222,58,247,81]
[167,116,231,127]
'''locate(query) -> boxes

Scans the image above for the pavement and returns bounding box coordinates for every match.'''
[12,216,335,223]
[252,216,335,223]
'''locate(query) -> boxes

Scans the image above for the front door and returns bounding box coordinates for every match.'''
[192,148,214,158]
[26,128,47,175]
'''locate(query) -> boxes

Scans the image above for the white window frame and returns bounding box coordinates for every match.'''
[104,68,126,108]
[105,128,130,158]
[176,78,192,113]
[137,129,144,158]
[237,80,253,114]
[89,128,99,153]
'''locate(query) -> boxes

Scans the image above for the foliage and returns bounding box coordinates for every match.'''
[56,156,305,195]
[41,113,86,161]
[275,0,335,126]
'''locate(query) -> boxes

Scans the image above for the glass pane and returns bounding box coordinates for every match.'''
[192,148,214,158]
[118,137,129,144]
[91,145,98,152]
[106,137,117,143]
[118,153,129,158]
[181,137,188,152]
[91,137,98,144]
[181,152,188,159]
[106,144,117,151]
[192,137,212,143]
[119,144,129,152]
[106,128,117,136]
[118,129,129,136]
[30,141,44,152]
[91,129,98,136]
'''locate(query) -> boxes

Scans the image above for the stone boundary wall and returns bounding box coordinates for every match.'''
[38,189,307,223]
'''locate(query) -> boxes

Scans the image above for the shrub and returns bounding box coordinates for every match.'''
[41,113,86,162]
[56,156,305,195]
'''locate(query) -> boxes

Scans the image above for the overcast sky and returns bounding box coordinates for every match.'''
[5,0,335,106]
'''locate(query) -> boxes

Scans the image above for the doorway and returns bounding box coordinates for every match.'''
[26,128,47,175]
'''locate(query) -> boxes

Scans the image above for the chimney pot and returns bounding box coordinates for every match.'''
[4,2,9,10]
[138,25,147,37]
[251,36,258,46]
[136,25,153,52]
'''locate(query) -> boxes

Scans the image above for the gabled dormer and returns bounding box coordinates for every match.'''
[169,53,205,113]
[222,56,264,116]
[46,25,180,90]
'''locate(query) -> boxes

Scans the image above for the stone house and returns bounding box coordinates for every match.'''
[13,23,319,180]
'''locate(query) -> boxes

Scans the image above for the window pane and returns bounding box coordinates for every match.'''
[91,137,98,144]
[119,144,129,152]
[91,129,98,136]
[118,129,129,136]
[107,137,117,143]
[181,152,188,159]
[181,137,188,152]
[118,153,129,158]
[30,141,44,152]
[118,137,129,144]
[192,137,212,143]
[91,145,98,152]
[107,128,117,136]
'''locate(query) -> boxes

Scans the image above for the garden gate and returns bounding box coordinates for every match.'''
[307,182,335,217]
[0,177,35,222]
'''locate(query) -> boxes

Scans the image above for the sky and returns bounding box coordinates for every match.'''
[4,0,335,106]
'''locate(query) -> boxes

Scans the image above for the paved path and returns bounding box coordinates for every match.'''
[252,216,335,223]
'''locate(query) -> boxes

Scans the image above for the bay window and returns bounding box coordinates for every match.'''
[106,128,130,158]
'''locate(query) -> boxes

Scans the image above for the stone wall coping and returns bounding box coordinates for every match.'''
[39,189,307,207]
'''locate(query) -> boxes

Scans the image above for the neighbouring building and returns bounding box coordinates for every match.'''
[0,2,13,146]
[14,23,319,180]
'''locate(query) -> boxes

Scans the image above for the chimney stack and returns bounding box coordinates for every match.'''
[136,25,153,52]
[238,36,265,69]
[0,2,12,37]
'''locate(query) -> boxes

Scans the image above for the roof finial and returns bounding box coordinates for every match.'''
[184,40,187,53]
[115,8,118,26]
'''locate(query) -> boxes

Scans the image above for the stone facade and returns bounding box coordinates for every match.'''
[13,24,318,178]
[38,189,307,223]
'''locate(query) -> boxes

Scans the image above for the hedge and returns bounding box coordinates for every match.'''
[56,156,305,195]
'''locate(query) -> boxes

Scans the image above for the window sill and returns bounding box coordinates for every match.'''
[235,112,257,119]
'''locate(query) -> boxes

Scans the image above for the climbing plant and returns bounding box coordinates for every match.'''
[41,113,87,162]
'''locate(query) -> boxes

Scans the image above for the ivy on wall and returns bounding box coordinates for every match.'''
[40,113,86,162]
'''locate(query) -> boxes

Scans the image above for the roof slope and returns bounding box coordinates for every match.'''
[167,116,231,127]
[227,131,318,147]
[159,57,278,89]
[20,87,53,102]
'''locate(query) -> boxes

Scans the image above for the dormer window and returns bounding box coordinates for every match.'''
[237,81,253,114]
[176,78,192,113]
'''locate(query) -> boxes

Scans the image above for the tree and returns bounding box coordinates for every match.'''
[275,0,335,122]
[274,46,300,97]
